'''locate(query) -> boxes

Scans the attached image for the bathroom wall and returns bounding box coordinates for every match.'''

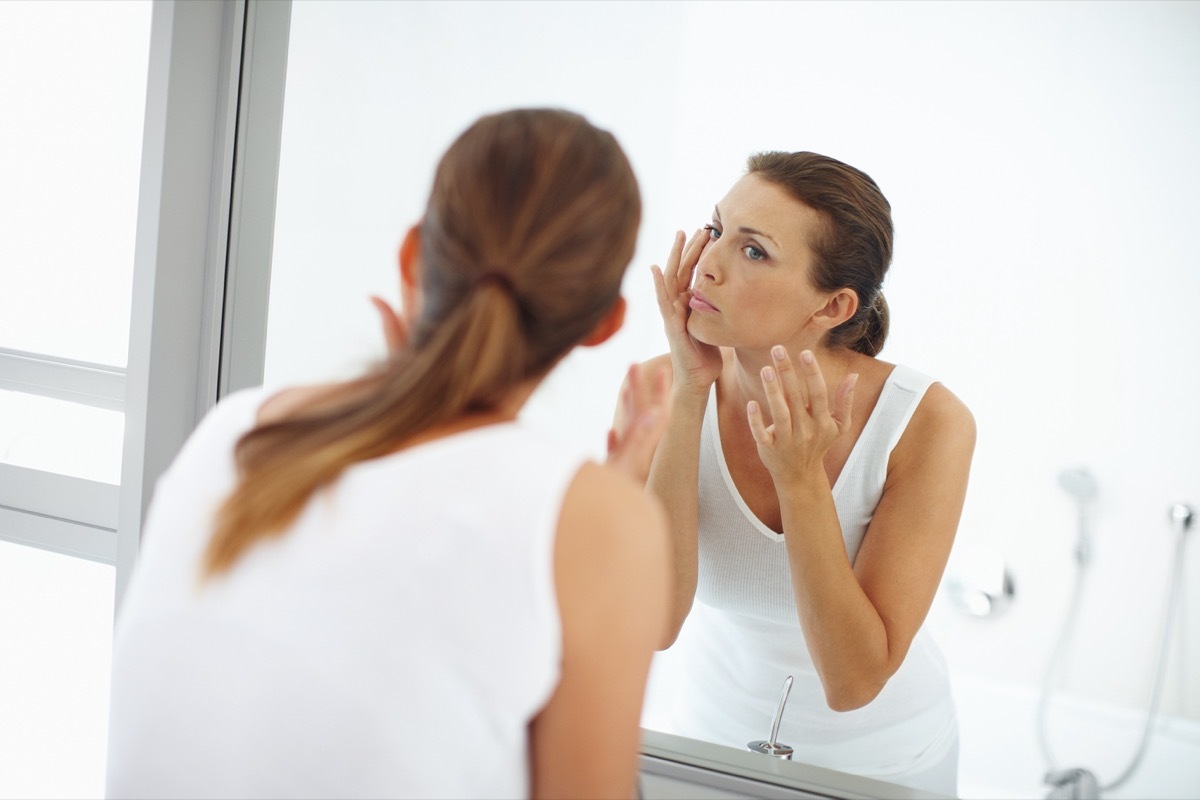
[263,1,1200,720]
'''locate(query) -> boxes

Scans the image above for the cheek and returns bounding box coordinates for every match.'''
[742,283,809,337]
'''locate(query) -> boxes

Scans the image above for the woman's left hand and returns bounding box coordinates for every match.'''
[747,346,857,486]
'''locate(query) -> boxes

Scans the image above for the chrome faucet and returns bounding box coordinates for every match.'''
[748,675,794,760]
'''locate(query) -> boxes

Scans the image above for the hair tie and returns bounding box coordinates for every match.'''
[474,270,518,296]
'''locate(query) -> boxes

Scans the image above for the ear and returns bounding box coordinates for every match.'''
[398,223,422,317]
[581,296,627,347]
[811,288,859,333]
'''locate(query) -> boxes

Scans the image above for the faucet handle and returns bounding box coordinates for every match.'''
[748,675,794,760]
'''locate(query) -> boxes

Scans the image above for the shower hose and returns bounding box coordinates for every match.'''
[1035,513,1189,793]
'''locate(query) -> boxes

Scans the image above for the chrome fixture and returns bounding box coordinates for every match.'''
[1039,493,1195,798]
[946,544,1016,618]
[1045,767,1099,800]
[748,675,794,760]
[1169,502,1194,534]
[1058,467,1098,565]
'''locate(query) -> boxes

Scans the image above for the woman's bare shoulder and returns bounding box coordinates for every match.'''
[898,380,976,464]
[920,381,975,432]
[561,461,666,547]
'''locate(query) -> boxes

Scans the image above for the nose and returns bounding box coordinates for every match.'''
[696,235,720,284]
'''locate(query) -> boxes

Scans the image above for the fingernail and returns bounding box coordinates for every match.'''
[800,350,814,364]
[747,400,759,415]
[772,345,786,360]
[763,367,776,382]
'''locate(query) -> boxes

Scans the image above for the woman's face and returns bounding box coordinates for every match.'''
[686,173,829,353]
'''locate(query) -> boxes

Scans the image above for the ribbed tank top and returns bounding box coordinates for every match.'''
[646,365,959,787]
[107,387,584,799]
[696,363,934,621]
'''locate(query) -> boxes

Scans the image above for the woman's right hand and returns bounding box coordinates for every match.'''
[652,229,723,394]
[606,362,670,484]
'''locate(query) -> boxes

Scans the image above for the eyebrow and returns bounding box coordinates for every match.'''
[713,205,780,247]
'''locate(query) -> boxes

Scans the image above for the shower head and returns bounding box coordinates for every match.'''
[1057,467,1098,503]
[1058,467,1097,566]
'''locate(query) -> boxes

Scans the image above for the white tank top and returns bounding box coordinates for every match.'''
[107,387,584,799]
[645,365,958,788]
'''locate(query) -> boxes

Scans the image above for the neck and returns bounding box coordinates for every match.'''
[725,343,856,421]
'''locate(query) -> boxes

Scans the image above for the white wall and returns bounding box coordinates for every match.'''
[264,1,1200,720]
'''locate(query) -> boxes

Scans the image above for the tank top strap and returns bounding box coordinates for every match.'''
[867,364,936,459]
[833,363,935,507]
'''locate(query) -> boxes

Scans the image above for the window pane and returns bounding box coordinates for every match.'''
[0,0,152,367]
[0,389,123,484]
[0,539,114,799]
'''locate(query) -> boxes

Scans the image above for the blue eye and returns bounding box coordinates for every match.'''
[704,223,721,240]
[744,245,766,261]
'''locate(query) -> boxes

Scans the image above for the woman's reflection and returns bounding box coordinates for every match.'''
[619,151,976,796]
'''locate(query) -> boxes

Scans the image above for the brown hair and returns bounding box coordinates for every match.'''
[203,108,641,578]
[746,151,893,356]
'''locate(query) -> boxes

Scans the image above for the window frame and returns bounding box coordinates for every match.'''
[114,0,291,608]
[0,0,291,606]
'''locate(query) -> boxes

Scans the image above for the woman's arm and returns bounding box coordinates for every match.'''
[529,463,669,800]
[642,363,710,647]
[611,230,723,646]
[612,354,710,646]
[751,348,976,711]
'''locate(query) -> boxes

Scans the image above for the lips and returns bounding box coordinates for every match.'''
[688,290,719,313]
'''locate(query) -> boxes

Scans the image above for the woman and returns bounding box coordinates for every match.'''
[106,109,670,800]
[623,151,975,795]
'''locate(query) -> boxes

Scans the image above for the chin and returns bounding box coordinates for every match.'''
[688,321,740,352]
[685,315,722,346]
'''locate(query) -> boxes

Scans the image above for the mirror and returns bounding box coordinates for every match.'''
[261,2,1200,796]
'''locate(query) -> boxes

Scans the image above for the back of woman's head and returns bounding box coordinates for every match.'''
[747,151,893,356]
[416,108,641,402]
[203,109,640,578]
